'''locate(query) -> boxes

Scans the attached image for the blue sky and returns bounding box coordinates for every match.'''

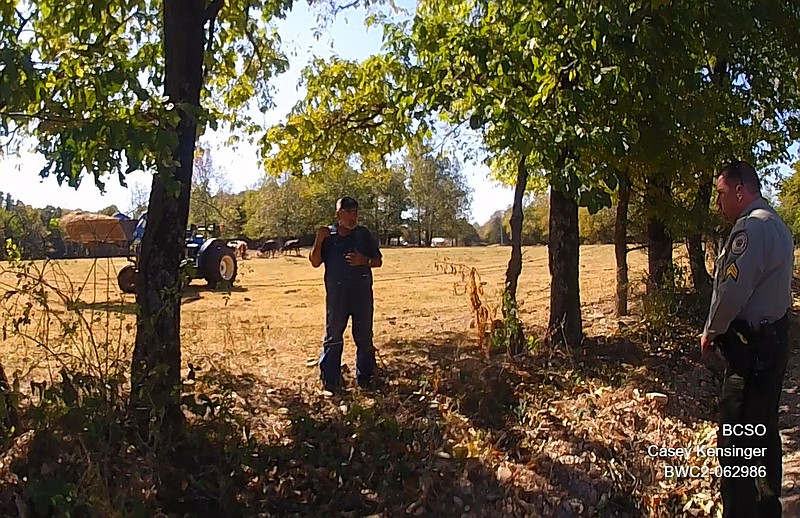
[0,1,514,225]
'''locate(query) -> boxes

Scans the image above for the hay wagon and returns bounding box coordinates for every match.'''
[59,211,238,294]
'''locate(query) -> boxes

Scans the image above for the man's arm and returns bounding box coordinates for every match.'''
[366,229,382,268]
[344,228,384,267]
[703,219,766,341]
[309,226,329,268]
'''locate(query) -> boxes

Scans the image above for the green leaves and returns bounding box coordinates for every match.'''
[250,0,800,223]
[578,188,612,215]
[260,54,421,176]
[2,0,306,191]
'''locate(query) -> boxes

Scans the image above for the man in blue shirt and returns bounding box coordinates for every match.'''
[309,196,383,391]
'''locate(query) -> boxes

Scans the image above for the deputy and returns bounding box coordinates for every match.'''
[701,160,794,517]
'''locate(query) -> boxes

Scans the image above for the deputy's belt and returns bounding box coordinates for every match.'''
[716,313,788,378]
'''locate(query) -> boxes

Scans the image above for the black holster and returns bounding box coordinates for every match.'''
[716,319,756,377]
[715,314,789,383]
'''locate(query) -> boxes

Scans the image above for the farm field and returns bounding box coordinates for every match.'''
[0,244,652,386]
[0,244,796,517]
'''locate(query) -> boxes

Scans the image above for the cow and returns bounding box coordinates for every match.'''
[281,238,302,256]
[228,240,248,260]
[280,234,314,256]
[260,239,280,258]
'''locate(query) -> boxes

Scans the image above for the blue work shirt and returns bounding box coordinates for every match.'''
[321,225,381,290]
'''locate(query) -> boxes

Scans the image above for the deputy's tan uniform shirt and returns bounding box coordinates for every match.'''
[703,197,794,340]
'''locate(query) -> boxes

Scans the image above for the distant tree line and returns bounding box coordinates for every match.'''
[0,144,476,259]
[777,161,800,240]
[478,186,679,247]
[15,143,796,261]
[190,143,479,247]
[6,144,701,259]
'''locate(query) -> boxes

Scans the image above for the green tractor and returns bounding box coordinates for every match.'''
[116,213,238,294]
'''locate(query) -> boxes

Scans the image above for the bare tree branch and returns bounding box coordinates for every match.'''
[203,0,225,82]
[331,0,361,16]
[0,111,85,124]
[14,8,38,39]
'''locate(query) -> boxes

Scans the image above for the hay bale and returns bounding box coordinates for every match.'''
[59,211,129,246]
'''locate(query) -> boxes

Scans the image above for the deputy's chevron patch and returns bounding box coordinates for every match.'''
[724,262,739,281]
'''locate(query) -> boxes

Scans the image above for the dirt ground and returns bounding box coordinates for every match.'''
[0,244,797,517]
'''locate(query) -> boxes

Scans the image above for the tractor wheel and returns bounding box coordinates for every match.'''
[202,243,238,288]
[118,265,138,294]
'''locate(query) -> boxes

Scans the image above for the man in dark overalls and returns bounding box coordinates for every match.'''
[309,196,383,391]
[701,160,794,517]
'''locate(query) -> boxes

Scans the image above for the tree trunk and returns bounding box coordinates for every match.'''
[0,362,20,439]
[129,0,207,441]
[504,159,527,301]
[503,158,528,354]
[416,210,421,245]
[686,234,708,291]
[614,170,630,317]
[645,178,673,293]
[547,188,582,346]
[647,218,672,293]
[688,179,712,294]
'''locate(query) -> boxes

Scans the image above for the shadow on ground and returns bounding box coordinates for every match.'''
[2,284,798,517]
[70,300,139,315]
[0,332,649,517]
[183,284,248,295]
[69,285,249,314]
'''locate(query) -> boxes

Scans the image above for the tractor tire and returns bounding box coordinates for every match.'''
[202,242,238,288]
[118,265,138,294]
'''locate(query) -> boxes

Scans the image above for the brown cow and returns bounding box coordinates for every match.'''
[228,240,247,260]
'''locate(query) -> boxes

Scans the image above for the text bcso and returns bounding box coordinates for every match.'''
[721,424,767,437]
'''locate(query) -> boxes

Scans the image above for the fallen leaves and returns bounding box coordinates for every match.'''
[496,465,514,483]
[646,391,669,406]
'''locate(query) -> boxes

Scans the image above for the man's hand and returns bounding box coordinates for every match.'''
[345,251,369,266]
[309,226,330,268]
[315,226,331,243]
[700,333,715,361]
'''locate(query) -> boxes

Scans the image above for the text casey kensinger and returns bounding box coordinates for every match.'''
[646,445,766,461]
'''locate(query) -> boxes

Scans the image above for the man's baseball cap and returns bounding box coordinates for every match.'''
[336,196,359,211]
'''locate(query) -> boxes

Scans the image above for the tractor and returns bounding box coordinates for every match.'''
[116,213,238,294]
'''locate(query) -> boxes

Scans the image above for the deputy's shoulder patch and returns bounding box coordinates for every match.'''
[730,231,748,255]
[724,261,740,281]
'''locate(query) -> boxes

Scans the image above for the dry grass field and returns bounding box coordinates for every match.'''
[0,244,653,388]
[0,244,796,517]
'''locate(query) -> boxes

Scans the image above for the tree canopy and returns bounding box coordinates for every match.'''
[264,0,800,204]
[1,0,296,187]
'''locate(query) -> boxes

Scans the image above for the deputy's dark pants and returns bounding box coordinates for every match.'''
[319,282,376,386]
[718,315,790,518]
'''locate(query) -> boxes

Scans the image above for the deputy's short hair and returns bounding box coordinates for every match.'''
[721,160,761,194]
